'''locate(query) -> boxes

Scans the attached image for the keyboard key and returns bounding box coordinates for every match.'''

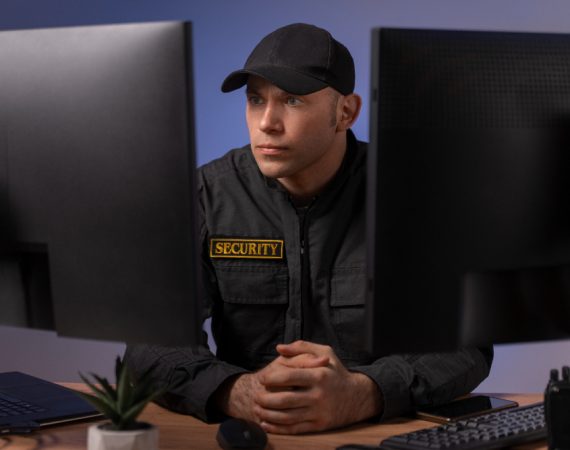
[0,397,44,417]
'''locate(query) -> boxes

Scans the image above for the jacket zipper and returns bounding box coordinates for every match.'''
[295,198,315,339]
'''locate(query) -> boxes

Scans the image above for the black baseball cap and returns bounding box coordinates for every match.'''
[221,23,355,95]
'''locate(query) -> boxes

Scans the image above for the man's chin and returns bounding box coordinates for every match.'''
[255,163,293,180]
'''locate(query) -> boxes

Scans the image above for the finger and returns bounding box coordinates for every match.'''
[279,353,329,369]
[254,404,310,426]
[260,367,322,388]
[277,340,330,358]
[255,389,310,410]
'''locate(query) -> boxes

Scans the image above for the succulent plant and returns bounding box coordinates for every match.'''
[78,356,164,431]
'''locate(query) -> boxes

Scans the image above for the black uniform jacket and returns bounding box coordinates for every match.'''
[124,130,493,422]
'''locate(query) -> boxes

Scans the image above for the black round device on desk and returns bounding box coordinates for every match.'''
[216,418,268,450]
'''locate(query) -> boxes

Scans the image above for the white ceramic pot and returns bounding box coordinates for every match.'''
[87,422,159,450]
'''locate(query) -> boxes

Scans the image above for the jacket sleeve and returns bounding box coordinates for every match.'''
[123,342,247,422]
[351,346,494,420]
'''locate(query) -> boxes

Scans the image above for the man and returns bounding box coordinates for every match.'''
[125,23,492,435]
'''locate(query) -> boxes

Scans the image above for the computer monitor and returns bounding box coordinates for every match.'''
[0,21,202,346]
[367,27,570,356]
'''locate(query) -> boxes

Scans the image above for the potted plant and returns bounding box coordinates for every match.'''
[78,356,165,450]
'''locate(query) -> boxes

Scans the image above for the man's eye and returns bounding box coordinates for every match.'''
[248,96,263,105]
[286,97,302,106]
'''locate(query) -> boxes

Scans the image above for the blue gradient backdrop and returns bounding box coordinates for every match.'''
[1,0,570,394]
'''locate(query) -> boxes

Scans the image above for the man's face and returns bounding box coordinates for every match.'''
[245,76,342,188]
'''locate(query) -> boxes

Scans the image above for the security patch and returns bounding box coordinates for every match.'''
[210,238,284,260]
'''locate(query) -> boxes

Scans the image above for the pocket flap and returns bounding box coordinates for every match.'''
[217,266,288,305]
[331,268,367,307]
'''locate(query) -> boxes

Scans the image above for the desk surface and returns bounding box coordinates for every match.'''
[0,387,545,450]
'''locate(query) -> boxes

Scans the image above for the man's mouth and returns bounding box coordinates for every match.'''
[256,144,287,155]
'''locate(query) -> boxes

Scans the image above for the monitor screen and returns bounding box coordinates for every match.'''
[0,21,202,346]
[367,28,570,356]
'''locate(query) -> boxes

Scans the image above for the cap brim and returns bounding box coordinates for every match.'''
[221,65,329,95]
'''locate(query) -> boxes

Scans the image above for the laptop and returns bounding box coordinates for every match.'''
[0,371,102,434]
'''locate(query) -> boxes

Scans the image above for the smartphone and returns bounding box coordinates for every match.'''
[415,395,518,424]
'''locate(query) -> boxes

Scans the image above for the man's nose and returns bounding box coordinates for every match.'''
[259,104,284,133]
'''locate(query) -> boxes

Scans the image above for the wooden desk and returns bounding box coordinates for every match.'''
[0,389,545,450]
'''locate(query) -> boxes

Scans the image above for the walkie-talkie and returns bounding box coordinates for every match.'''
[545,366,570,450]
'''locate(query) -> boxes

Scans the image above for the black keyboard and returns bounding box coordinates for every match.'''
[0,394,46,418]
[380,402,545,450]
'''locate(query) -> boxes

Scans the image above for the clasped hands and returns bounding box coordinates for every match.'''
[219,340,382,434]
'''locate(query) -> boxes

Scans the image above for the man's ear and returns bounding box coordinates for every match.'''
[337,93,362,131]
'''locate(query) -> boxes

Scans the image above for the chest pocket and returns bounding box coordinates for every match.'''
[213,264,288,368]
[330,267,368,361]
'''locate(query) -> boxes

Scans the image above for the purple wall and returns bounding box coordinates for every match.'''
[2,0,570,392]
